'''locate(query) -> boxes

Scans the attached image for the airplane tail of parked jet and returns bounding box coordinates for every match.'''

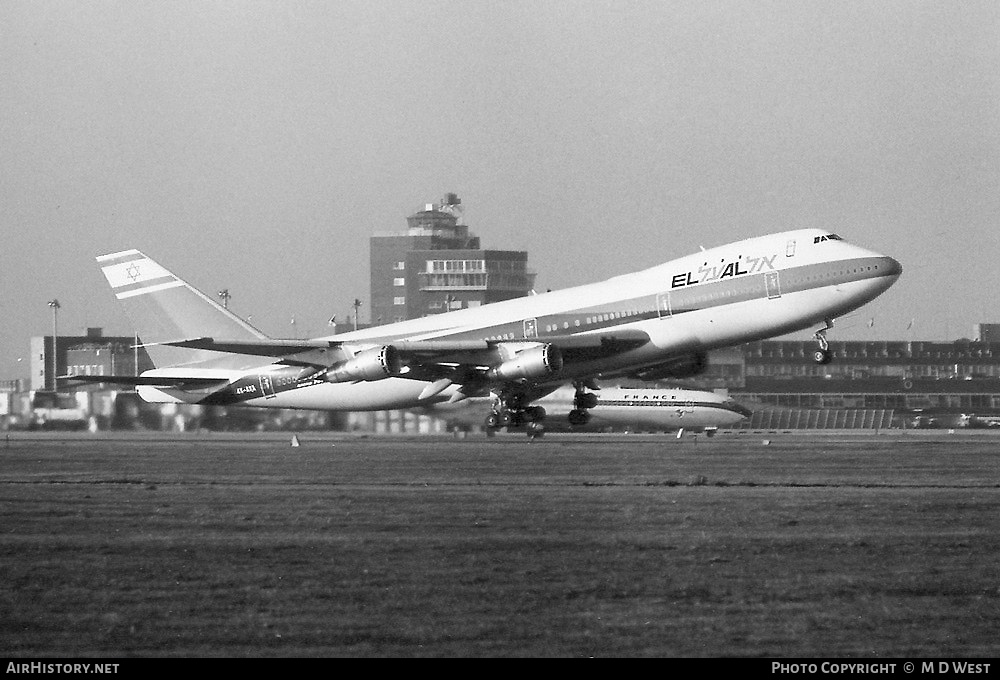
[95,249,268,368]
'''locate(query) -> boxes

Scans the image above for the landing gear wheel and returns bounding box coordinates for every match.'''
[489,388,547,432]
[813,348,833,365]
[524,405,546,422]
[569,380,598,427]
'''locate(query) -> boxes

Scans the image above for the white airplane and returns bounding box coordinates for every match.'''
[70,229,900,437]
[416,385,753,437]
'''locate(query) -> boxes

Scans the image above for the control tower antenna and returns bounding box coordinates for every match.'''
[437,192,464,223]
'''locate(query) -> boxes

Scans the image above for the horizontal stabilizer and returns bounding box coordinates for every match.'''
[63,375,230,390]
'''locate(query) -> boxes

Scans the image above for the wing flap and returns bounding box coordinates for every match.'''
[543,330,649,350]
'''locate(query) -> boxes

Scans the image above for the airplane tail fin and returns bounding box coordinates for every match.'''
[97,249,269,368]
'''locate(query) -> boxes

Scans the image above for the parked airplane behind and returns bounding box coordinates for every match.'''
[69,228,900,438]
[417,385,752,437]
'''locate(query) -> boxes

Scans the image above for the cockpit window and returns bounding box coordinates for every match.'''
[813,233,843,244]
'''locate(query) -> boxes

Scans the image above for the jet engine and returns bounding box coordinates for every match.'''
[630,351,708,381]
[323,346,402,383]
[487,344,563,382]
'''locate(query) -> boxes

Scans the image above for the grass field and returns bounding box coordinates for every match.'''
[1,431,998,657]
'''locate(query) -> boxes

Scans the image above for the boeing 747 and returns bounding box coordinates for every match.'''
[70,229,900,437]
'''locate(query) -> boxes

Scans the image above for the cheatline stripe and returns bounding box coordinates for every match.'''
[109,274,177,295]
[96,250,144,266]
[597,399,741,411]
[115,280,185,299]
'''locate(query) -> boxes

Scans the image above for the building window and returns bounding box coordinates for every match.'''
[393,278,405,287]
[427,259,486,273]
[393,297,405,306]
[393,261,405,270]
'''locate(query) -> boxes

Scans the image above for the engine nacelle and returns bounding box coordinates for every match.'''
[323,346,401,383]
[487,344,563,382]
[632,351,708,381]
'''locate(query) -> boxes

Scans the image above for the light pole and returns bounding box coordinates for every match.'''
[47,299,60,391]
[352,299,362,331]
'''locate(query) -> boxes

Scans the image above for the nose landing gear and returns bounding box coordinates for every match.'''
[813,319,835,365]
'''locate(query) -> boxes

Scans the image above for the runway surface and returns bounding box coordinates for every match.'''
[2,431,999,657]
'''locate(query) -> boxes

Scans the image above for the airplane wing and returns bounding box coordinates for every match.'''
[156,330,651,380]
[162,331,647,356]
[154,337,338,356]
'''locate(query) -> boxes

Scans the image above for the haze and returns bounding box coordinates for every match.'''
[2,1,998,379]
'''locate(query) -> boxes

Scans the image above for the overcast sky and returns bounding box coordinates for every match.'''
[2,1,998,379]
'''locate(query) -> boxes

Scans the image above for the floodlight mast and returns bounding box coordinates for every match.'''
[47,299,60,391]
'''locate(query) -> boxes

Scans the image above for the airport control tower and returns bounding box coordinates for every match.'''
[369,194,535,325]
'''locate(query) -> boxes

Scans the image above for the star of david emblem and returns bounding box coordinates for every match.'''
[126,263,141,282]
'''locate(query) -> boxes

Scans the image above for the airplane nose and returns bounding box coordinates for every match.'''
[726,401,754,419]
[880,256,903,279]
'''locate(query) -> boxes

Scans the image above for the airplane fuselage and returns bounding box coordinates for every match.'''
[419,385,752,433]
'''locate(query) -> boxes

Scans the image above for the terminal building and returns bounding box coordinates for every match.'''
[369,194,535,325]
[29,328,152,392]
[690,338,1000,429]
[15,333,1000,432]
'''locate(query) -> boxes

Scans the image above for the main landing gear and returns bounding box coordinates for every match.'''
[812,319,835,365]
[485,390,547,439]
[568,380,598,427]
[483,380,601,438]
